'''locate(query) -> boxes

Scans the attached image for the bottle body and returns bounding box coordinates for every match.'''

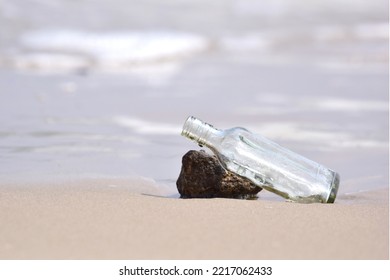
[181,116,339,203]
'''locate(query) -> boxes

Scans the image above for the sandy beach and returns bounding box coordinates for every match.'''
[0,179,388,260]
[0,0,388,261]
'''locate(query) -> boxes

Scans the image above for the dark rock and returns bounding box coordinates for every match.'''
[176,150,262,199]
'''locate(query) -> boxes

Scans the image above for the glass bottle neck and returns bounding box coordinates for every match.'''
[181,116,221,148]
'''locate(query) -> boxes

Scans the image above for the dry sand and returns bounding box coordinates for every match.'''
[0,180,388,260]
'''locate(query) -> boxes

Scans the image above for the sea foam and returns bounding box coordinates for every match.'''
[14,29,208,71]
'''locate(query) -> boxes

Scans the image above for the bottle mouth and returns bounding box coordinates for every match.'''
[326,172,340,203]
[181,116,218,147]
[181,116,202,141]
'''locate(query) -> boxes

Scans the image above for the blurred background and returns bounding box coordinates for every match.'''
[0,0,388,197]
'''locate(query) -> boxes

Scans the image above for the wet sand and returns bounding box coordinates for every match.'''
[0,180,388,260]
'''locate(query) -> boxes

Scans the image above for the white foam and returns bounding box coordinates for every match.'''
[11,53,89,72]
[10,29,208,78]
[28,145,113,154]
[20,29,208,67]
[253,122,388,150]
[112,116,181,135]
[254,94,388,113]
[316,98,388,112]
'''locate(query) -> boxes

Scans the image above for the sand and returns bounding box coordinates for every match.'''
[0,0,388,263]
[0,180,388,260]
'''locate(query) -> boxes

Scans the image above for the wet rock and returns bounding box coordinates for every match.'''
[176,150,262,199]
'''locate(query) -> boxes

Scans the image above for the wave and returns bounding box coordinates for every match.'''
[8,29,209,72]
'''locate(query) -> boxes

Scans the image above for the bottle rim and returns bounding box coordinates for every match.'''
[326,172,340,203]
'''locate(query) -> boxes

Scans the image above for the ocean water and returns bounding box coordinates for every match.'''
[0,0,388,201]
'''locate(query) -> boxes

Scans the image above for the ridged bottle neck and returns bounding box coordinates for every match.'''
[181,116,220,148]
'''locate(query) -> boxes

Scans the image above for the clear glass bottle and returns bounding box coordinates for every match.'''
[181,116,339,203]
